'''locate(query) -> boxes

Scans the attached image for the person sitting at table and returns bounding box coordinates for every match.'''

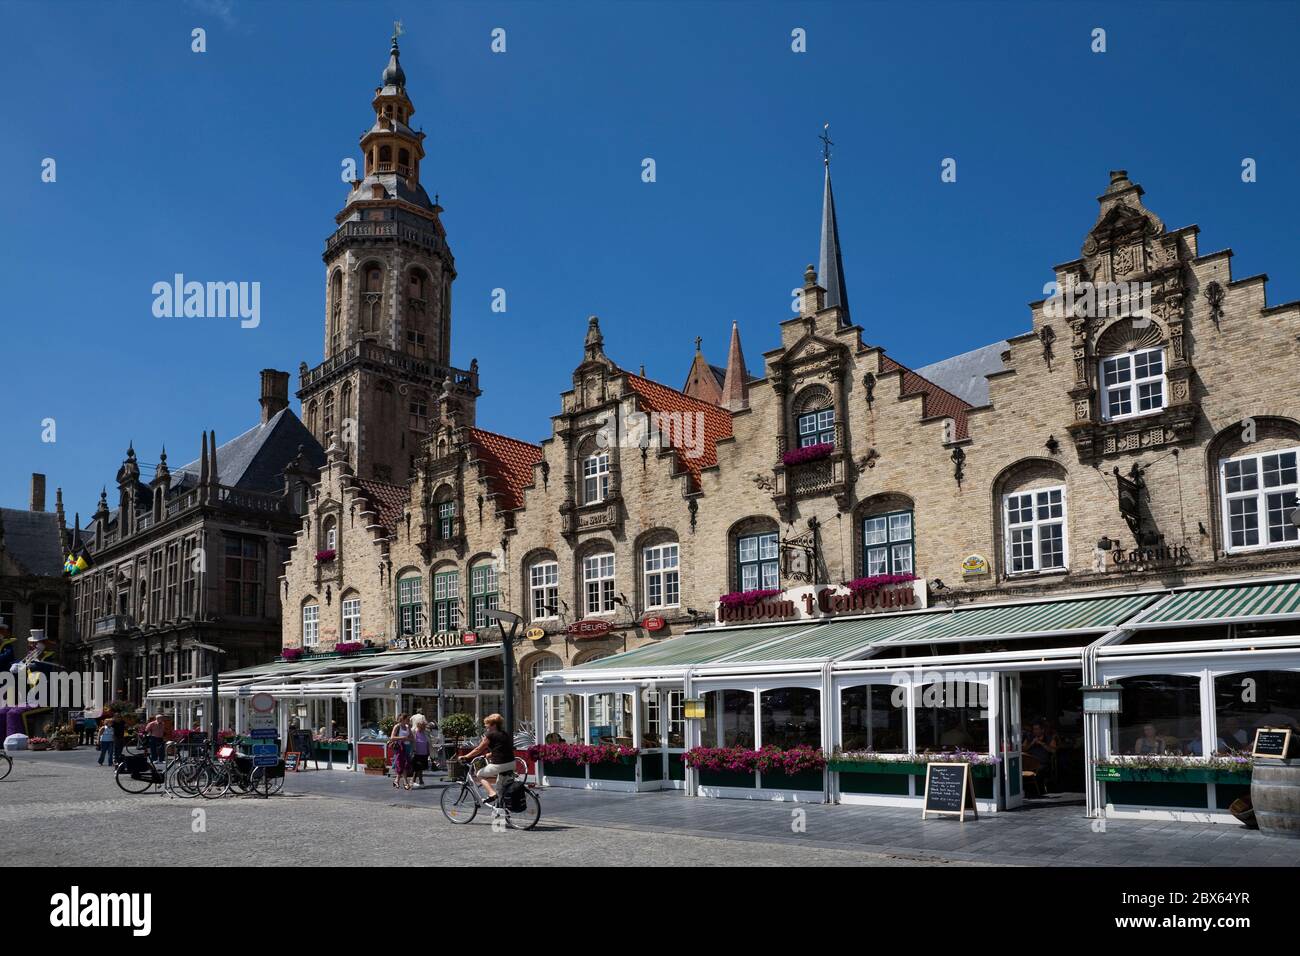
[1133,723,1165,755]
[1022,720,1058,770]
[940,722,973,749]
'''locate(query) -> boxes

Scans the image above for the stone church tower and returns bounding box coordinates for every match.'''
[298,33,479,485]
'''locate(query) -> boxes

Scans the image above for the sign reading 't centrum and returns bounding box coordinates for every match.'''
[715,581,926,625]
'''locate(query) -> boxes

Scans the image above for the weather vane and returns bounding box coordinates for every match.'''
[393,19,403,41]
[820,123,833,164]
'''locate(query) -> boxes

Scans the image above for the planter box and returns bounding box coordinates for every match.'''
[639,753,666,781]
[760,769,824,792]
[830,759,995,779]
[841,771,911,795]
[1095,766,1251,785]
[543,759,586,779]
[699,768,756,789]
[589,758,637,782]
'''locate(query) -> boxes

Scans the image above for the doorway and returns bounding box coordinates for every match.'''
[1018,669,1086,802]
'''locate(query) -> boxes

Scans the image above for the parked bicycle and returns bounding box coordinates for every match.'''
[202,743,284,798]
[0,746,11,782]
[440,755,540,829]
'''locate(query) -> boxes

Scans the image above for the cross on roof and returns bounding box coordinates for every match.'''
[820,123,833,164]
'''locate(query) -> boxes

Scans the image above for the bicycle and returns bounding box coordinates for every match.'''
[440,755,540,830]
[202,744,285,798]
[114,739,166,794]
[0,747,11,781]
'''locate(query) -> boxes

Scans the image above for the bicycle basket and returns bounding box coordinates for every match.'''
[447,758,468,782]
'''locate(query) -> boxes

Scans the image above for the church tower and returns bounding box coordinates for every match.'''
[298,31,479,485]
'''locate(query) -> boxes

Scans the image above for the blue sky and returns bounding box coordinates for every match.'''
[2,0,1298,519]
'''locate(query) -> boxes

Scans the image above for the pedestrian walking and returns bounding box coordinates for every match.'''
[388,734,412,790]
[410,713,431,787]
[143,713,167,762]
[96,720,115,766]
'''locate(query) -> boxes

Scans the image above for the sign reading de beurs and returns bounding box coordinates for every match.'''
[716,581,925,625]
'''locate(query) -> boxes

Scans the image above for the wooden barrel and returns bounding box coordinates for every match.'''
[1251,760,1300,839]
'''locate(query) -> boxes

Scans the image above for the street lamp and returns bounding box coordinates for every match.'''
[192,641,227,758]
[481,608,522,737]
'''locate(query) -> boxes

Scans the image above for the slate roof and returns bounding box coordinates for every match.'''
[468,428,544,511]
[0,508,64,578]
[623,372,734,491]
[174,408,324,494]
[916,340,1008,408]
[352,478,410,536]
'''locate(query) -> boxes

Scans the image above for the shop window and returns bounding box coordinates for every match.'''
[478,656,504,691]
[583,552,615,615]
[341,595,361,643]
[470,561,499,628]
[588,692,634,745]
[700,689,755,748]
[915,681,990,752]
[643,690,685,749]
[840,683,906,752]
[1220,448,1300,552]
[397,573,424,635]
[582,451,610,504]
[736,531,779,591]
[1212,670,1300,754]
[643,542,680,608]
[862,510,914,576]
[542,693,581,743]
[1100,347,1165,421]
[529,560,559,620]
[443,660,475,690]
[433,570,460,631]
[797,408,836,447]
[1003,486,1066,574]
[760,687,821,749]
[1109,674,1202,756]
[302,603,319,647]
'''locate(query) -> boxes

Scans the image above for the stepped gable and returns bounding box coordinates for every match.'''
[623,371,734,491]
[878,354,973,440]
[351,477,409,536]
[467,427,544,511]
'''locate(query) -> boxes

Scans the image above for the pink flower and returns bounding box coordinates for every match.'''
[718,589,783,609]
[781,443,834,466]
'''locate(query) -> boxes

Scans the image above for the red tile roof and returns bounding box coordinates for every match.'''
[623,372,734,491]
[468,427,544,511]
[352,478,410,536]
[879,355,973,440]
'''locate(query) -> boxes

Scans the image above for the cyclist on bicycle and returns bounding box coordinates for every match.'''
[458,713,514,802]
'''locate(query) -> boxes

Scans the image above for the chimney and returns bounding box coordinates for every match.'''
[260,369,290,423]
[29,473,46,512]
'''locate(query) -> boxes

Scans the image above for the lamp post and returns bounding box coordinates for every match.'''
[481,608,522,737]
[192,640,227,758]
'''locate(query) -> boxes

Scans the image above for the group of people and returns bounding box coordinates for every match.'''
[1128,715,1289,756]
[386,712,442,790]
[93,712,171,767]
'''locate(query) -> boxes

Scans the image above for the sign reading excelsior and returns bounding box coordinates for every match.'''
[716,581,925,625]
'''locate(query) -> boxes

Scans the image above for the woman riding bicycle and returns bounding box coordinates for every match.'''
[458,713,514,801]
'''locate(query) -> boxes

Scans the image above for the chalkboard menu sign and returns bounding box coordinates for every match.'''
[922,762,978,821]
[1251,728,1293,759]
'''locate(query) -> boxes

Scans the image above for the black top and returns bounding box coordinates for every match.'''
[486,729,513,765]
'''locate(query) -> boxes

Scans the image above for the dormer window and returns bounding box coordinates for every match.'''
[797,409,836,447]
[1100,347,1165,422]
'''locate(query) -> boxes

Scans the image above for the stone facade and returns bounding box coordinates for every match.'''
[0,474,73,662]
[280,41,1300,730]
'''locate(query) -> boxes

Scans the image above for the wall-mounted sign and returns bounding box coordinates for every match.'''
[1108,544,1193,572]
[683,698,706,719]
[1081,685,1122,715]
[566,619,613,639]
[642,615,666,632]
[961,554,989,576]
[1251,727,1293,759]
[525,626,547,642]
[392,631,497,651]
[715,581,926,626]
[461,631,478,646]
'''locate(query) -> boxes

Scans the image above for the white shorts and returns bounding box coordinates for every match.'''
[478,761,515,778]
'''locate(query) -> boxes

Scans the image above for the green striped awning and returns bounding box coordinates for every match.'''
[573,623,819,670]
[1128,581,1300,629]
[880,593,1156,645]
[722,613,928,663]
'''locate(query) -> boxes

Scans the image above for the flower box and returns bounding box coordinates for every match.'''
[842,573,918,595]
[781,442,834,466]
[1094,765,1251,785]
[699,768,756,789]
[542,759,586,779]
[589,757,638,782]
[315,549,337,563]
[717,588,783,609]
[760,768,824,791]
[829,753,998,778]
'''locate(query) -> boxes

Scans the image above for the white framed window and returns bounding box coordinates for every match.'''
[1221,448,1300,552]
[530,561,559,620]
[470,562,500,629]
[324,521,337,551]
[437,500,456,540]
[737,532,779,591]
[863,510,914,576]
[397,575,424,635]
[433,570,460,631]
[583,452,610,504]
[302,604,319,647]
[583,553,616,615]
[643,543,680,608]
[1003,486,1067,574]
[1100,348,1165,422]
[341,597,361,642]
[797,408,836,447]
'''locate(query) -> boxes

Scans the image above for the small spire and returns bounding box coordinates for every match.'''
[818,129,850,327]
[382,29,406,88]
[721,320,750,411]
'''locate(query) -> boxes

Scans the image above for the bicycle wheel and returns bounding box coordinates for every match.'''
[0,754,11,781]
[167,762,209,798]
[115,764,156,794]
[440,783,479,824]
[201,764,234,798]
[506,789,542,831]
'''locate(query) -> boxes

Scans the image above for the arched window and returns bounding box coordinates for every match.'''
[582,550,616,616]
[340,591,361,643]
[642,539,680,609]
[470,559,500,629]
[396,571,424,635]
[1220,447,1299,552]
[794,385,835,448]
[859,495,915,577]
[1097,321,1166,422]
[433,488,456,541]
[732,518,779,592]
[995,460,1068,576]
[378,144,392,165]
[329,270,343,354]
[322,390,335,440]
[582,449,610,504]
[398,147,410,169]
[432,567,460,631]
[301,600,320,647]
[321,516,337,552]
[529,558,559,620]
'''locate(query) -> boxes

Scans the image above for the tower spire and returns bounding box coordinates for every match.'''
[720,321,749,411]
[818,124,850,327]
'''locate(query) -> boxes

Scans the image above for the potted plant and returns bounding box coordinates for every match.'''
[52,733,79,751]
[441,712,479,781]
[28,737,51,752]
[315,548,337,563]
[781,442,834,466]
[363,755,388,776]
